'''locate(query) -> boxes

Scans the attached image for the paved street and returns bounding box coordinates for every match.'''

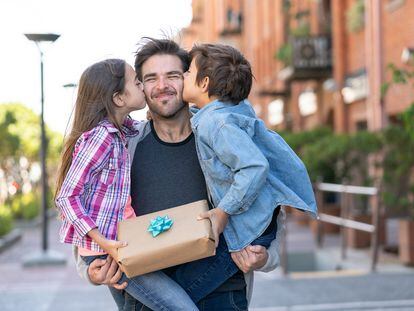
[1,216,413,310]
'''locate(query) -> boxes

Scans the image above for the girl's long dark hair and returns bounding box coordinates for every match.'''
[55,59,126,199]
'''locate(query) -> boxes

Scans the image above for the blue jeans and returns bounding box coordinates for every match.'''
[171,206,279,303]
[123,278,247,311]
[82,255,198,311]
[197,288,247,311]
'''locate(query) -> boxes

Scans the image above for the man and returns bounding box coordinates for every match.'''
[75,38,283,310]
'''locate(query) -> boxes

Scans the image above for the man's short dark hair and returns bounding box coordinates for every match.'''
[134,37,190,80]
[189,43,253,103]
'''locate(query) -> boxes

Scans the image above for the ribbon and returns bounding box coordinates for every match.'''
[147,215,173,237]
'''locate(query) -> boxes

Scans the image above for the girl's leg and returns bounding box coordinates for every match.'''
[120,270,199,311]
[81,255,127,310]
[107,286,127,311]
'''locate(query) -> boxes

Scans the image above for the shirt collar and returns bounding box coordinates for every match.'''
[190,99,247,128]
[98,116,140,139]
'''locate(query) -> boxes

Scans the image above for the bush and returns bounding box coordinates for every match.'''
[10,192,40,220]
[280,127,381,184]
[382,105,414,218]
[0,205,13,237]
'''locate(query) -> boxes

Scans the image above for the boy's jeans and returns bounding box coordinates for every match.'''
[81,255,198,311]
[172,206,279,303]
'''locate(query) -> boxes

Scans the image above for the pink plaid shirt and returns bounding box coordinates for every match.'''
[56,117,140,252]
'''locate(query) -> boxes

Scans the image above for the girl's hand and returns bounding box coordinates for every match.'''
[198,208,229,247]
[100,239,128,262]
[88,228,127,262]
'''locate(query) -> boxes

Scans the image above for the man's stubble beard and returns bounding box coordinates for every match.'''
[147,97,188,120]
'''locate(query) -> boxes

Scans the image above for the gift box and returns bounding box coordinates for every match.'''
[117,200,216,278]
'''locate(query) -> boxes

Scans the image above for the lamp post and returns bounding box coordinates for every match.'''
[23,33,66,266]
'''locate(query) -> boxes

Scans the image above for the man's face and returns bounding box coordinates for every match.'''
[141,54,186,119]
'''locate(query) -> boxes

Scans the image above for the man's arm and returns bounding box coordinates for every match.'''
[73,246,127,289]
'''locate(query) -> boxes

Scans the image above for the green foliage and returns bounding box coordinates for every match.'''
[382,105,414,218]
[346,0,365,33]
[290,23,311,37]
[381,62,414,218]
[280,126,332,154]
[0,103,63,162]
[0,111,20,159]
[280,128,382,187]
[275,43,293,67]
[0,204,13,237]
[274,5,310,67]
[11,192,40,220]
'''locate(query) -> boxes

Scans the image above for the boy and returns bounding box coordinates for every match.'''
[183,43,318,253]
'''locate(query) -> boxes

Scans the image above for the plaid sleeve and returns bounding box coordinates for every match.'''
[56,126,113,238]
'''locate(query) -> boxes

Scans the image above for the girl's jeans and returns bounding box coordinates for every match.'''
[81,255,199,311]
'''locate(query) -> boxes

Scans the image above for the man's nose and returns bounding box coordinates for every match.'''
[156,76,168,89]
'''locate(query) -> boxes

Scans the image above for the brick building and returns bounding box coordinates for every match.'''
[181,0,414,134]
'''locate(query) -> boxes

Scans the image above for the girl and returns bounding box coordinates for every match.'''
[55,59,198,310]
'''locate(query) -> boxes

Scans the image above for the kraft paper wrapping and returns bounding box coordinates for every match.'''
[117,200,216,278]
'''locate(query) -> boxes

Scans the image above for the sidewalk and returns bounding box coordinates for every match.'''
[249,218,414,310]
[0,216,116,311]
[1,216,414,310]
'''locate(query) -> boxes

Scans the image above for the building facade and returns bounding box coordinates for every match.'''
[181,0,414,134]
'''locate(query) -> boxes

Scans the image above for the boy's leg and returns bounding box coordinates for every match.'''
[120,270,199,310]
[252,206,280,248]
[172,234,239,303]
[197,288,248,311]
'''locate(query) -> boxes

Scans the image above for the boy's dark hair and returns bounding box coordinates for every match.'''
[189,44,253,103]
[134,37,190,80]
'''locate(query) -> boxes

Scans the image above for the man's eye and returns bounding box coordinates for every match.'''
[144,78,156,83]
[168,74,182,80]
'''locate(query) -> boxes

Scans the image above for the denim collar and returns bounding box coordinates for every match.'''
[191,99,240,128]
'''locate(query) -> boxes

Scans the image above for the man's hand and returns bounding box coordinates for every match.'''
[198,208,229,247]
[231,245,268,273]
[88,256,127,290]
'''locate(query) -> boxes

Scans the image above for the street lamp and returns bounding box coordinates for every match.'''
[23,33,66,266]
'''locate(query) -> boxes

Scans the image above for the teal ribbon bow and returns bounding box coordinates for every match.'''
[147,215,173,237]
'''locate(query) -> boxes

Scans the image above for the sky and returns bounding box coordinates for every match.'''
[0,0,193,134]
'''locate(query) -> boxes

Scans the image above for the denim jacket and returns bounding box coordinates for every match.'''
[190,99,317,251]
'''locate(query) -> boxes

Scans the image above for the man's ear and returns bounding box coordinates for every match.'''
[112,92,124,108]
[200,76,210,93]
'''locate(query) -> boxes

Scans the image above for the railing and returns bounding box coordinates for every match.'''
[280,181,381,274]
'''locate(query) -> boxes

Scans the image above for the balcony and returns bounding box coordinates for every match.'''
[278,35,332,81]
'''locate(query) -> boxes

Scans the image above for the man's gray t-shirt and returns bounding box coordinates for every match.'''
[129,121,245,295]
[130,121,210,216]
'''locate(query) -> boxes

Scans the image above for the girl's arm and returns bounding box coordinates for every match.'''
[87,229,127,261]
[210,122,269,216]
[55,126,112,239]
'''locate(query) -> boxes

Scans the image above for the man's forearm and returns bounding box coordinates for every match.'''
[72,246,98,285]
[257,207,285,273]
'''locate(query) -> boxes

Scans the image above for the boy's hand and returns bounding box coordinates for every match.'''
[230,245,268,273]
[198,208,229,247]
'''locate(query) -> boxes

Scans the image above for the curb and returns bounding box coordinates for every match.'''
[0,228,22,254]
